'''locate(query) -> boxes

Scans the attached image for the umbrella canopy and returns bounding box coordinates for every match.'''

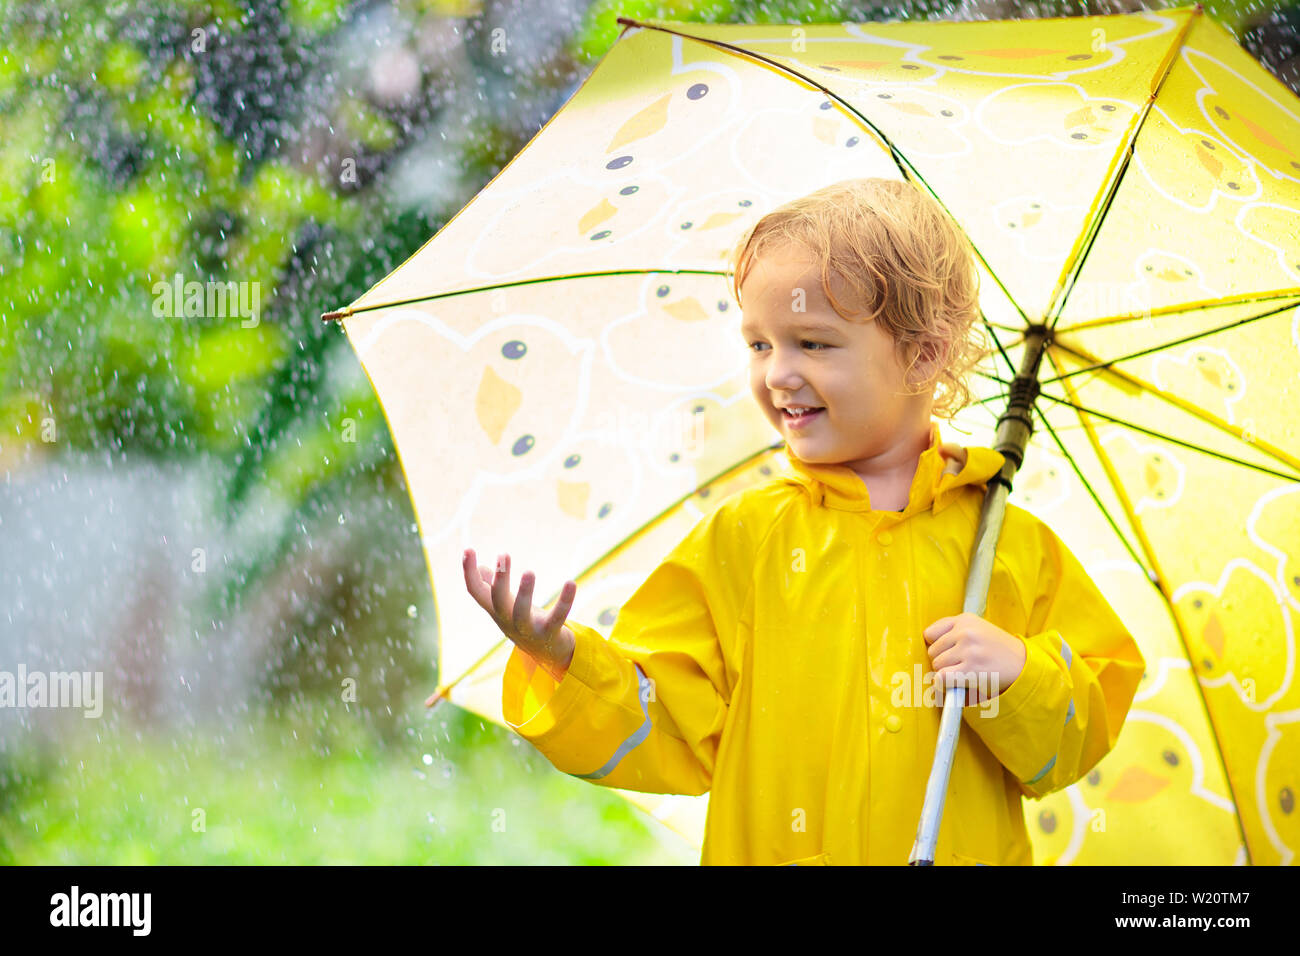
[325,3,1300,864]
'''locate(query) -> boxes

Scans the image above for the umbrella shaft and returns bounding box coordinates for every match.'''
[908,325,1049,865]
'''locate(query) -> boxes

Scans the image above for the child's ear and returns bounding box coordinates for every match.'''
[907,339,945,388]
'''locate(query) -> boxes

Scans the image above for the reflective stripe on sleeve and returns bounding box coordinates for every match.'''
[1025,753,1057,787]
[571,663,654,780]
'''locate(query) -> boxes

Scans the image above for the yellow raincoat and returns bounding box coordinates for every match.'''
[502,420,1145,865]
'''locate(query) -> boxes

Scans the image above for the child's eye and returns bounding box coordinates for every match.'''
[747,341,827,352]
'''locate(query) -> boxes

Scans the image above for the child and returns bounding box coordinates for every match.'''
[462,177,1145,866]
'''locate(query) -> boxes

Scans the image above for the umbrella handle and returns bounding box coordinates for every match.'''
[908,329,1046,865]
[909,683,967,864]
[907,476,1011,865]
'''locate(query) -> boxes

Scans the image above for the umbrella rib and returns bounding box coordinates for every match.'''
[612,17,1032,333]
[1057,288,1300,334]
[1046,337,1300,477]
[1027,386,1300,483]
[1041,299,1300,385]
[974,382,1300,481]
[967,389,1013,410]
[984,319,1026,334]
[1029,401,1157,588]
[322,269,737,321]
[981,315,1020,379]
[1045,346,1255,865]
[1043,5,1204,328]
[616,18,913,180]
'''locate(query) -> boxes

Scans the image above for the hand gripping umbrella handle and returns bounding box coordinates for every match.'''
[907,472,1011,865]
[908,327,1046,866]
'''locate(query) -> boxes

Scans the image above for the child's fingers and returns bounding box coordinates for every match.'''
[925,630,960,658]
[931,648,963,672]
[513,571,536,634]
[490,553,512,620]
[462,549,490,611]
[543,579,577,632]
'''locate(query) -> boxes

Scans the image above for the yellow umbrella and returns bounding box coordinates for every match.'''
[323,3,1300,864]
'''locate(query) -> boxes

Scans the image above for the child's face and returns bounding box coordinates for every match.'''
[739,242,934,472]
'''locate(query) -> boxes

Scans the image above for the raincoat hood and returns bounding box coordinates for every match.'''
[775,420,1007,516]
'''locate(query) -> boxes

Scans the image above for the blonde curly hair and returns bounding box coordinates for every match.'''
[727,177,989,421]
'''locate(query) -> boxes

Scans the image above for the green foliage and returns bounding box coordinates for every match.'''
[1,701,697,864]
[572,0,738,63]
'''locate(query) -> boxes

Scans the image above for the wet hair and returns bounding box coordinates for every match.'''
[727,177,988,420]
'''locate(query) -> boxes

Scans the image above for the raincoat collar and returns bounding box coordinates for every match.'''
[776,421,1005,517]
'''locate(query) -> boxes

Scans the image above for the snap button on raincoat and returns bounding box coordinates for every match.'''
[502,421,1145,865]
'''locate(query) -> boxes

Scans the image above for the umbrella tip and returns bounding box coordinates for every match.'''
[321,307,353,323]
[424,686,450,709]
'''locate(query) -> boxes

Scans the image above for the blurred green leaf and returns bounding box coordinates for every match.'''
[99,40,148,90]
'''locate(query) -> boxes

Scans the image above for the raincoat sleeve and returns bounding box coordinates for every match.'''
[500,493,756,796]
[960,515,1145,800]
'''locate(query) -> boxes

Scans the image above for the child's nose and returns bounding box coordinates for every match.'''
[765,357,806,392]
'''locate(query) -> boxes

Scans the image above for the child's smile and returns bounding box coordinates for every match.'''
[738,241,937,489]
